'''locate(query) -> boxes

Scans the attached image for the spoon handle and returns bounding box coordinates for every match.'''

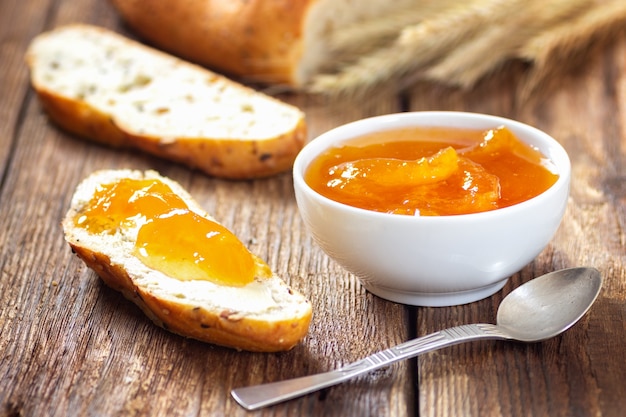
[231,323,510,410]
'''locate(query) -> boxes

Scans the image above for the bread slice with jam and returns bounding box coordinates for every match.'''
[62,169,312,352]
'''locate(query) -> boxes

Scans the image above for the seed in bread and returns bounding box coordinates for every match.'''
[26,24,307,179]
[63,169,312,352]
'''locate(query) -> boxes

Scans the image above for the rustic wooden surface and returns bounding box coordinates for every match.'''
[1,0,625,416]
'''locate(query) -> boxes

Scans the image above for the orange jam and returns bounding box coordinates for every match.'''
[304,126,559,216]
[74,178,271,286]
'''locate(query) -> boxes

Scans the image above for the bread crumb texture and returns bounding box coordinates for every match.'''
[29,25,302,139]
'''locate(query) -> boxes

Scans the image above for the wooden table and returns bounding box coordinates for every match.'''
[2,1,625,416]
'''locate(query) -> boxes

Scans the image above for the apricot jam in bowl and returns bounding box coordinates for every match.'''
[293,112,570,306]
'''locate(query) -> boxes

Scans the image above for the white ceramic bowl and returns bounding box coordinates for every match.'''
[293,112,571,306]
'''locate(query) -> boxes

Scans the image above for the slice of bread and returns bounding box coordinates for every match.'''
[62,169,312,352]
[26,24,307,179]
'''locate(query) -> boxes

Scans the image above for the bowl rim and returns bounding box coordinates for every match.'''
[293,111,571,223]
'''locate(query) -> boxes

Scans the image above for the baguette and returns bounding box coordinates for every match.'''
[26,24,306,179]
[109,0,416,88]
[62,169,312,352]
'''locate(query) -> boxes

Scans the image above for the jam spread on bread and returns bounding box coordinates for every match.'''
[74,178,270,286]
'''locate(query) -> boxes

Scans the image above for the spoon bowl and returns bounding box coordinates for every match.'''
[232,267,602,410]
[496,267,602,342]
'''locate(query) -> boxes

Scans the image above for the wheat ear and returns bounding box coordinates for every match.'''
[424,0,592,87]
[327,0,465,58]
[309,0,511,96]
[519,0,626,97]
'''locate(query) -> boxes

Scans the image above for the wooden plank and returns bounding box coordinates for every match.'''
[0,0,50,175]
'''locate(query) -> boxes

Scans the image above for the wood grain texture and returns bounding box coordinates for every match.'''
[1,0,625,416]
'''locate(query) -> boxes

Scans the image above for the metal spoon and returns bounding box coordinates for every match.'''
[231,267,602,410]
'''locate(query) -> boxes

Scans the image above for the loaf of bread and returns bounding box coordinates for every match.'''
[109,0,416,88]
[62,169,312,352]
[26,24,306,179]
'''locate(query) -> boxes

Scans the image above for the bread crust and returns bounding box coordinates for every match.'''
[26,24,307,179]
[110,0,315,86]
[35,87,306,179]
[63,170,312,352]
[70,245,311,352]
